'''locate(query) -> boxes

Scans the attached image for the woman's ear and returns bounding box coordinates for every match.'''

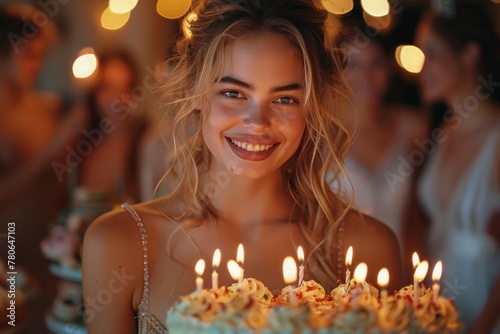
[459,41,481,73]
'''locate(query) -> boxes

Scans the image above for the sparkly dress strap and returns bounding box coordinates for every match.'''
[337,219,346,280]
[121,203,153,332]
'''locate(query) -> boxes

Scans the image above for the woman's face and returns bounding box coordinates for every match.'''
[344,41,391,103]
[95,58,134,118]
[203,32,306,179]
[415,21,464,103]
[5,36,46,90]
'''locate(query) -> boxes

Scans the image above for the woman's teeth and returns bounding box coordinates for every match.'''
[230,139,274,152]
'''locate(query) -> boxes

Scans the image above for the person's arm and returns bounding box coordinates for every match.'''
[0,105,86,203]
[471,273,500,334]
[472,152,500,333]
[82,210,142,333]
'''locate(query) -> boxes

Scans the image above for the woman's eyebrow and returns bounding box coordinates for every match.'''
[219,76,302,93]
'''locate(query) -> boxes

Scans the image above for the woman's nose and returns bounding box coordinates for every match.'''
[243,101,272,128]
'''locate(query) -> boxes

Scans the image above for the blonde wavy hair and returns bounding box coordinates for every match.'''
[157,0,354,291]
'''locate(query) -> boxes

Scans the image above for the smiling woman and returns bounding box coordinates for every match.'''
[82,0,403,333]
[204,33,306,176]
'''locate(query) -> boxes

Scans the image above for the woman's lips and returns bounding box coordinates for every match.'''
[225,137,280,161]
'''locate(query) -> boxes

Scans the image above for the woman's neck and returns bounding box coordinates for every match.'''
[205,169,296,227]
[447,96,499,134]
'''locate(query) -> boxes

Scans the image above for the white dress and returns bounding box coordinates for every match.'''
[418,125,500,332]
[331,140,410,246]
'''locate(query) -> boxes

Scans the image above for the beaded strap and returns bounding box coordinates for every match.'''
[121,203,151,331]
[337,219,345,281]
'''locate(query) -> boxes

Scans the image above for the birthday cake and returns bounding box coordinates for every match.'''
[166,278,464,334]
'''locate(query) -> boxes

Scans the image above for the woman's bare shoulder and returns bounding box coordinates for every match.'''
[84,199,179,244]
[343,209,403,289]
[344,209,397,242]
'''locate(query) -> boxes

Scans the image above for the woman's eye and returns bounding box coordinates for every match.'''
[275,96,297,104]
[223,90,243,99]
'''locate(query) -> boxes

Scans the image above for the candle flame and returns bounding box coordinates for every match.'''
[195,259,205,276]
[432,260,442,281]
[346,246,353,266]
[212,249,221,269]
[377,268,389,287]
[297,246,304,264]
[414,261,429,281]
[227,260,242,281]
[282,256,298,284]
[353,262,368,282]
[412,252,420,269]
[237,244,244,266]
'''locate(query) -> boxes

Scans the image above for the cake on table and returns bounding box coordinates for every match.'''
[166,278,464,334]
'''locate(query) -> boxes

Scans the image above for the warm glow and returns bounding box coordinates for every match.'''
[415,261,429,281]
[227,260,242,281]
[156,0,191,19]
[297,246,304,265]
[345,246,353,266]
[195,259,205,276]
[182,11,198,39]
[72,49,98,79]
[395,45,425,74]
[237,244,244,266]
[432,261,442,282]
[212,249,221,269]
[363,10,391,30]
[412,252,420,269]
[101,7,130,30]
[377,268,389,288]
[353,262,368,282]
[321,0,353,15]
[361,0,390,17]
[109,0,138,14]
[282,256,298,284]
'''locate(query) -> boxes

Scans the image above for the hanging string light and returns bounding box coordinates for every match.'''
[321,0,354,15]
[109,0,138,14]
[395,45,425,74]
[72,48,98,79]
[101,6,130,30]
[361,0,390,17]
[157,0,192,19]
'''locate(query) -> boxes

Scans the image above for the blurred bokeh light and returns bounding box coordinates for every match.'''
[101,6,131,30]
[72,48,98,79]
[361,0,390,17]
[395,45,425,74]
[109,0,138,14]
[157,0,192,19]
[322,0,354,15]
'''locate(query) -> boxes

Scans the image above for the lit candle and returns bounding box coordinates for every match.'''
[354,262,369,293]
[352,262,368,307]
[297,246,305,287]
[283,256,298,285]
[283,256,298,303]
[227,260,242,282]
[195,259,205,293]
[412,252,420,270]
[344,246,353,292]
[413,261,428,307]
[237,244,244,284]
[377,268,389,307]
[212,249,221,290]
[432,260,442,303]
